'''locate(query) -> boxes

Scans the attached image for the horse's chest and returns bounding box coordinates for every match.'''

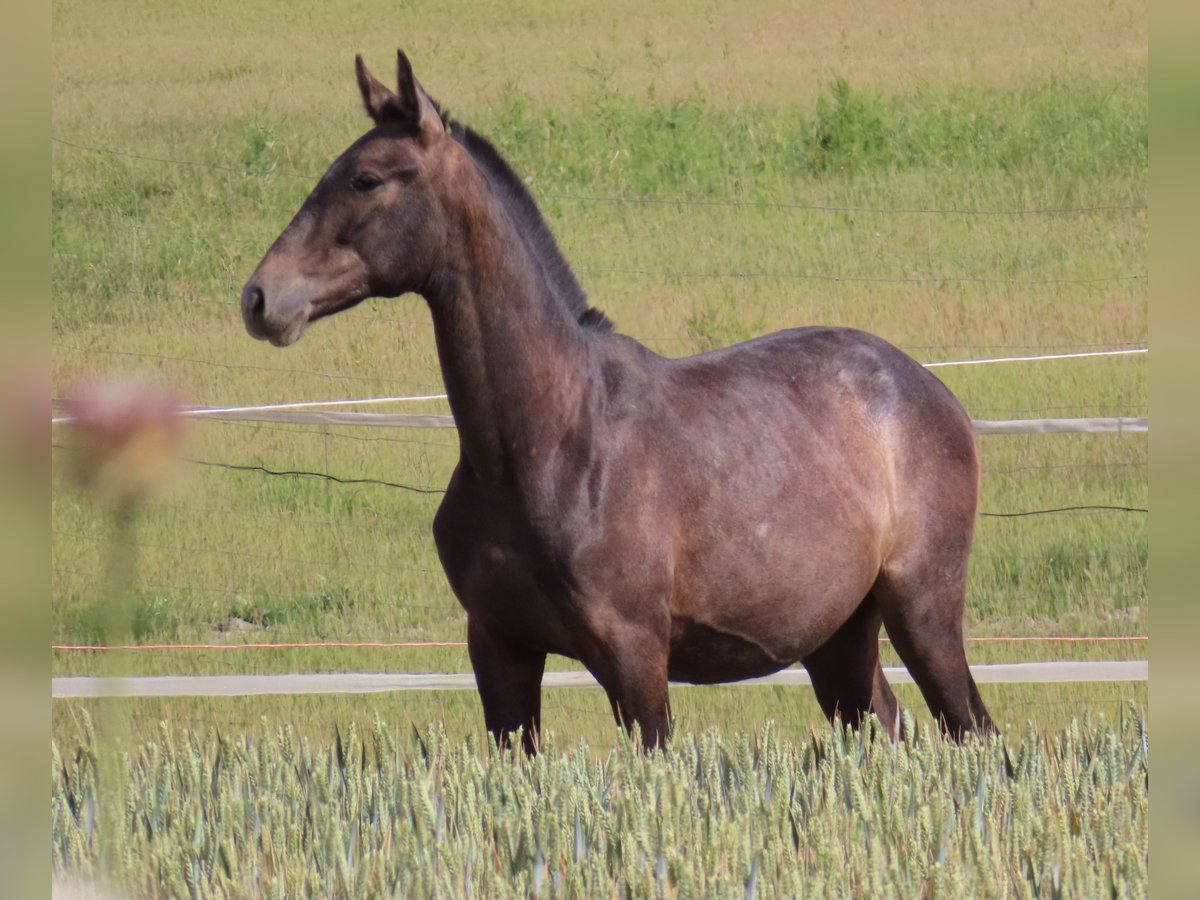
[433,492,584,646]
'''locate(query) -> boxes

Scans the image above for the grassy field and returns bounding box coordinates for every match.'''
[52,713,1148,896]
[51,0,1147,891]
[52,2,1147,886]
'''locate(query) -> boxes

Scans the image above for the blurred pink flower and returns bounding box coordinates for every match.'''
[63,379,187,505]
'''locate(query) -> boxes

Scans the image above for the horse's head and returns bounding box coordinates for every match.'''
[241,51,452,347]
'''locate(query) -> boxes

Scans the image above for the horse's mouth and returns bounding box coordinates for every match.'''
[308,299,360,324]
[266,317,309,347]
[252,291,368,347]
[243,257,370,347]
[243,287,370,347]
[242,296,310,347]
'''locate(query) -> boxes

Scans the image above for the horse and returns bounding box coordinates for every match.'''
[241,51,996,752]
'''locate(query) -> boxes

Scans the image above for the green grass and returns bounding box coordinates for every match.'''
[50,72,1148,667]
[52,711,1148,897]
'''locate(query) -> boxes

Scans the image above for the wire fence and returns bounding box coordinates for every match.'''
[47,335,1152,629]
[50,134,1148,674]
[52,635,1147,654]
[52,342,1151,421]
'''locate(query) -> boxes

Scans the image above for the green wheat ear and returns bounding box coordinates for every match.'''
[51,718,1146,894]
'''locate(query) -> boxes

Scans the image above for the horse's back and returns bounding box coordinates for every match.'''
[673,325,981,583]
[600,324,977,533]
[663,325,976,484]
[667,326,955,415]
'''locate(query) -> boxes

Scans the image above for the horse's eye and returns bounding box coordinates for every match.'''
[350,172,383,192]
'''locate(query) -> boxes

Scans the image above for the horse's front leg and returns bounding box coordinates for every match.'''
[467,616,547,754]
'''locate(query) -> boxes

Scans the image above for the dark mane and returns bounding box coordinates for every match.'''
[445,116,614,333]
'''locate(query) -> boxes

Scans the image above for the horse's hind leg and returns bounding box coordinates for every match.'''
[592,640,672,750]
[874,554,997,739]
[802,595,899,736]
[576,619,672,750]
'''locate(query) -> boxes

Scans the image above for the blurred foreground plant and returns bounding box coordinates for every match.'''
[64,380,185,510]
[62,378,186,882]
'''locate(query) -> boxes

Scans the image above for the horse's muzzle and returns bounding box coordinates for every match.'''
[240,280,308,347]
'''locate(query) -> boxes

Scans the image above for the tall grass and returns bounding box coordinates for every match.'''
[52,712,1148,897]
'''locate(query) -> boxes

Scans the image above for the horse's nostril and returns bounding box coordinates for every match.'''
[250,286,265,320]
[244,285,266,322]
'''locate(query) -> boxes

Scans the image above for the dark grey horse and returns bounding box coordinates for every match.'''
[241,51,996,751]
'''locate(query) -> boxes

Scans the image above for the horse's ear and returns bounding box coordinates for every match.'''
[355,52,444,134]
[394,50,445,136]
[356,54,403,125]
[352,55,396,124]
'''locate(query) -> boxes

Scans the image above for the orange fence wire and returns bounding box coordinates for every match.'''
[52,635,1146,652]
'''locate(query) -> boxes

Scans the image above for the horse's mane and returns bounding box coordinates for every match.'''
[441,113,614,333]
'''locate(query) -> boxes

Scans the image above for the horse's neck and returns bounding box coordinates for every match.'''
[426,214,595,484]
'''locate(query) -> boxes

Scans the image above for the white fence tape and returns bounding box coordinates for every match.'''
[972,417,1146,435]
[922,347,1146,368]
[51,347,1148,430]
[205,409,458,428]
[193,409,1145,435]
[181,394,450,414]
[51,661,1148,698]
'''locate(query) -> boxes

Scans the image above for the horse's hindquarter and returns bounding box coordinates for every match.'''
[651,327,976,678]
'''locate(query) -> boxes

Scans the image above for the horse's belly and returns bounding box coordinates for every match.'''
[667,618,795,684]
